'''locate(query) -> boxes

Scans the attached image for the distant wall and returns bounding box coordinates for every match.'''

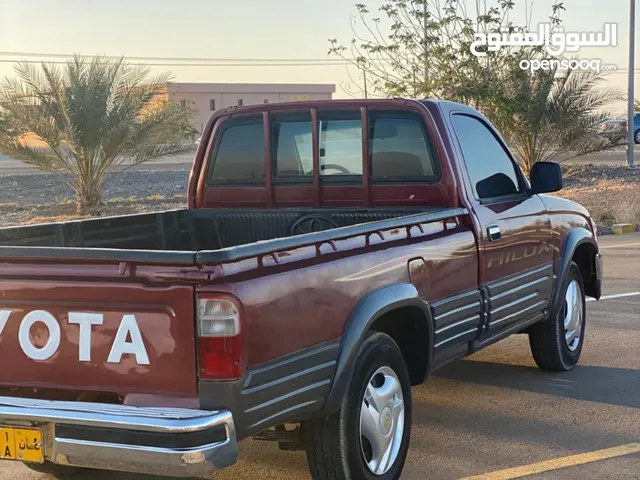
[167,83,335,133]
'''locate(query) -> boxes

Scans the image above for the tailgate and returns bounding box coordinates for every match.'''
[0,263,197,399]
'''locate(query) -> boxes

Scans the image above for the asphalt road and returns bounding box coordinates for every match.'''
[0,233,639,480]
[0,153,195,175]
[571,145,640,165]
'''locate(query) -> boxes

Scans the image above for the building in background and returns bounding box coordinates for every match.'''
[166,82,336,133]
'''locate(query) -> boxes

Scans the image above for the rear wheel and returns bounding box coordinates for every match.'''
[303,332,412,480]
[529,262,586,372]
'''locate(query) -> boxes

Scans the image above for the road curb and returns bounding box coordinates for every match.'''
[611,224,637,235]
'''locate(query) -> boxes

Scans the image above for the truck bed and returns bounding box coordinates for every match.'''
[0,207,465,264]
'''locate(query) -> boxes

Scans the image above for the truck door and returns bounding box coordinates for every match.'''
[449,113,554,342]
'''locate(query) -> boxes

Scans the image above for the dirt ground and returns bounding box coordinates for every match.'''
[562,165,640,234]
[0,165,638,234]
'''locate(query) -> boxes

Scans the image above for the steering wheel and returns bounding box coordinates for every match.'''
[321,163,351,174]
[304,164,351,175]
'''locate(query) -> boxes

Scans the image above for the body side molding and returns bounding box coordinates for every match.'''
[199,339,340,440]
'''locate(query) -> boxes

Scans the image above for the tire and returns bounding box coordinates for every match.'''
[22,461,91,477]
[635,129,640,144]
[303,332,412,480]
[529,262,586,372]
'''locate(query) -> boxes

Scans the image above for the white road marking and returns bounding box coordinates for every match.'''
[586,292,640,302]
[599,242,640,249]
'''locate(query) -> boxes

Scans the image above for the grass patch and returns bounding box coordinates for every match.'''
[594,212,617,227]
[561,163,590,178]
[145,194,166,201]
[614,200,640,224]
[563,186,640,229]
[25,214,92,224]
[106,196,138,204]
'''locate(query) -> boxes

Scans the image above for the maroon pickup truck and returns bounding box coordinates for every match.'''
[0,99,601,479]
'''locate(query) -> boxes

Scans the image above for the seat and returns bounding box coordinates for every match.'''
[371,151,425,178]
[211,158,265,181]
[276,130,304,176]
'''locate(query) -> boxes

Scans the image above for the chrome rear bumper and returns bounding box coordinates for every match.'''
[0,396,237,477]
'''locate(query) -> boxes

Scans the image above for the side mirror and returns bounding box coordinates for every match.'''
[530,161,563,194]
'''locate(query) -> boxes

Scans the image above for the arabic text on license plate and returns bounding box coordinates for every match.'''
[0,427,43,463]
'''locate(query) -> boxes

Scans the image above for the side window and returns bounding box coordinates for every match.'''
[272,113,313,180]
[318,111,363,178]
[209,118,265,184]
[370,113,438,181]
[451,114,522,200]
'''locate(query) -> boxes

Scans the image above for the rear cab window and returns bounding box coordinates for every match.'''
[318,111,363,181]
[206,106,442,189]
[208,116,265,184]
[272,112,313,183]
[369,111,439,183]
[272,109,365,184]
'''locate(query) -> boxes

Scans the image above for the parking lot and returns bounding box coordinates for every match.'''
[1,232,639,480]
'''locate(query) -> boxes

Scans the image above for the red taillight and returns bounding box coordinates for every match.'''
[197,295,245,380]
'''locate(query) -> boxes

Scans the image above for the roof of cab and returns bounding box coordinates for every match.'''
[212,98,420,117]
[209,97,476,120]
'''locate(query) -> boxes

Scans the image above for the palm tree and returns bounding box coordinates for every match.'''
[0,56,196,212]
[486,64,624,175]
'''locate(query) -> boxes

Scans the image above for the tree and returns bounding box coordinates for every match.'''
[329,0,565,108]
[330,1,626,171]
[0,56,196,212]
[487,66,624,174]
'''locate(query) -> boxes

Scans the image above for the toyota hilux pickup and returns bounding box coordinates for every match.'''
[0,99,602,479]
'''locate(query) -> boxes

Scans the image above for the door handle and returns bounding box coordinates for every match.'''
[487,225,501,242]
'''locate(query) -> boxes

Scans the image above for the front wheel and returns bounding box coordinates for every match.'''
[303,332,412,480]
[529,262,586,372]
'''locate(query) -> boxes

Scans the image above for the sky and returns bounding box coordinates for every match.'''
[0,0,638,112]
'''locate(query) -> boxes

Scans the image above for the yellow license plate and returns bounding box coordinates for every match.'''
[0,427,43,463]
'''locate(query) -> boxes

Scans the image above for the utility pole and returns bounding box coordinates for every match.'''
[628,0,636,167]
[423,0,429,97]
[363,71,368,99]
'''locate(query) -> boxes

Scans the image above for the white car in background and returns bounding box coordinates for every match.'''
[599,118,627,135]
